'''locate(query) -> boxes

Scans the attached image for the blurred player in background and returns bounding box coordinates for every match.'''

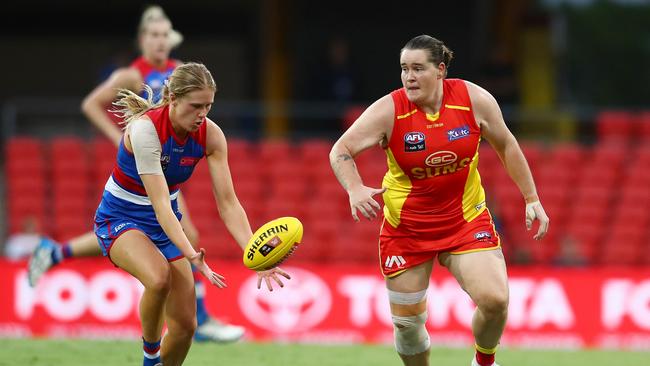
[27,5,246,343]
[98,62,288,366]
[330,35,549,366]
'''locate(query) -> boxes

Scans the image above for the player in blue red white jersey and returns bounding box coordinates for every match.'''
[27,5,246,343]
[96,62,290,366]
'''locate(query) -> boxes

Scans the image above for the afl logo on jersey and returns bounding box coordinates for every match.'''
[404,132,426,152]
[161,154,171,171]
[425,151,457,167]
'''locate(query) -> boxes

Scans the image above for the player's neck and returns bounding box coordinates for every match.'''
[142,54,168,69]
[168,109,189,141]
[418,84,444,115]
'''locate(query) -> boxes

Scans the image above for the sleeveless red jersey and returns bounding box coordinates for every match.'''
[130,57,179,102]
[382,78,487,238]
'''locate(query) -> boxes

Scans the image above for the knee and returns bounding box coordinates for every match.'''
[388,289,430,356]
[392,312,430,355]
[145,267,172,295]
[170,315,198,340]
[475,290,509,317]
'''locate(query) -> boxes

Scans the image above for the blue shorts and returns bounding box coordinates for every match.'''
[94,191,184,263]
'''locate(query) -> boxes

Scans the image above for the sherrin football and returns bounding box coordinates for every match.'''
[243,216,303,271]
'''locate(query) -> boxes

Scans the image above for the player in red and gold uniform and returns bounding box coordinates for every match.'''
[330,35,549,366]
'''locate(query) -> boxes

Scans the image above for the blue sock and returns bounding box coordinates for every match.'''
[142,337,161,366]
[51,245,63,265]
[61,243,73,259]
[193,265,209,326]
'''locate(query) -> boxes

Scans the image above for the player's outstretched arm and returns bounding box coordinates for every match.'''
[330,95,392,221]
[205,120,254,250]
[467,81,549,239]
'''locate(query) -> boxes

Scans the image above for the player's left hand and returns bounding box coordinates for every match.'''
[256,267,291,292]
[525,200,550,240]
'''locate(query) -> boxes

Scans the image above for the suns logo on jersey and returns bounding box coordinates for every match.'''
[410,151,471,180]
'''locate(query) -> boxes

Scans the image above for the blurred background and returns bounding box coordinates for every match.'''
[1,0,650,353]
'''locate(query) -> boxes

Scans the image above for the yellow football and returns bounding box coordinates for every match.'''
[243,216,303,271]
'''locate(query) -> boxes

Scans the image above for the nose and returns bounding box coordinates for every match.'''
[405,70,416,81]
[198,106,209,118]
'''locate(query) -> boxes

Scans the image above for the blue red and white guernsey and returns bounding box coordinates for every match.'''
[130,56,179,102]
[94,104,207,262]
[379,79,501,277]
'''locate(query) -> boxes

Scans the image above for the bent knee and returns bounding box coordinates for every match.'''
[475,291,509,316]
[144,268,172,294]
[392,312,430,355]
[388,289,430,355]
[169,316,197,339]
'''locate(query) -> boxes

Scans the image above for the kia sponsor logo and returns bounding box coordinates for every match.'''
[447,125,470,141]
[425,151,457,167]
[238,267,331,333]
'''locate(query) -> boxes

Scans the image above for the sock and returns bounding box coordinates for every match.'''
[142,337,161,366]
[475,343,496,366]
[61,243,73,259]
[193,266,209,326]
[51,245,64,265]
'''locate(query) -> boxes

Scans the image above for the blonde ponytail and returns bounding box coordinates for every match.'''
[110,84,162,128]
[112,62,216,129]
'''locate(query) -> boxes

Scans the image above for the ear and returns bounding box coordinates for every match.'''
[169,93,177,105]
[437,63,446,79]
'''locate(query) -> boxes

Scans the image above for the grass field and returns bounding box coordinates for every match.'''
[0,339,648,366]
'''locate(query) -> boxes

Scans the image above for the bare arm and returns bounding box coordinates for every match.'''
[128,121,224,286]
[82,67,142,146]
[329,95,393,221]
[205,120,289,290]
[467,81,549,239]
[140,174,197,257]
[204,120,253,250]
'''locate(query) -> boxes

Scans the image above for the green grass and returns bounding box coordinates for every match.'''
[0,339,648,366]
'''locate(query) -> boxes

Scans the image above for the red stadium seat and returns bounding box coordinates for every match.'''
[520,141,545,170]
[5,136,44,161]
[299,138,334,161]
[637,112,650,142]
[598,239,643,266]
[595,110,635,143]
[341,105,366,130]
[290,223,331,264]
[259,139,294,164]
[227,138,252,160]
[550,142,583,161]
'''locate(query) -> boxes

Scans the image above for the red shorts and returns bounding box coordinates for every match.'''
[379,209,501,277]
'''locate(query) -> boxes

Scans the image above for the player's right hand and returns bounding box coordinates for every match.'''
[190,248,227,288]
[348,185,386,221]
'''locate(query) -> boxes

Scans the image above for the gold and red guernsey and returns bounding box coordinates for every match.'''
[382,78,488,239]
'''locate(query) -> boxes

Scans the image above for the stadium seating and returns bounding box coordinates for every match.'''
[4,131,649,267]
[595,110,636,143]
